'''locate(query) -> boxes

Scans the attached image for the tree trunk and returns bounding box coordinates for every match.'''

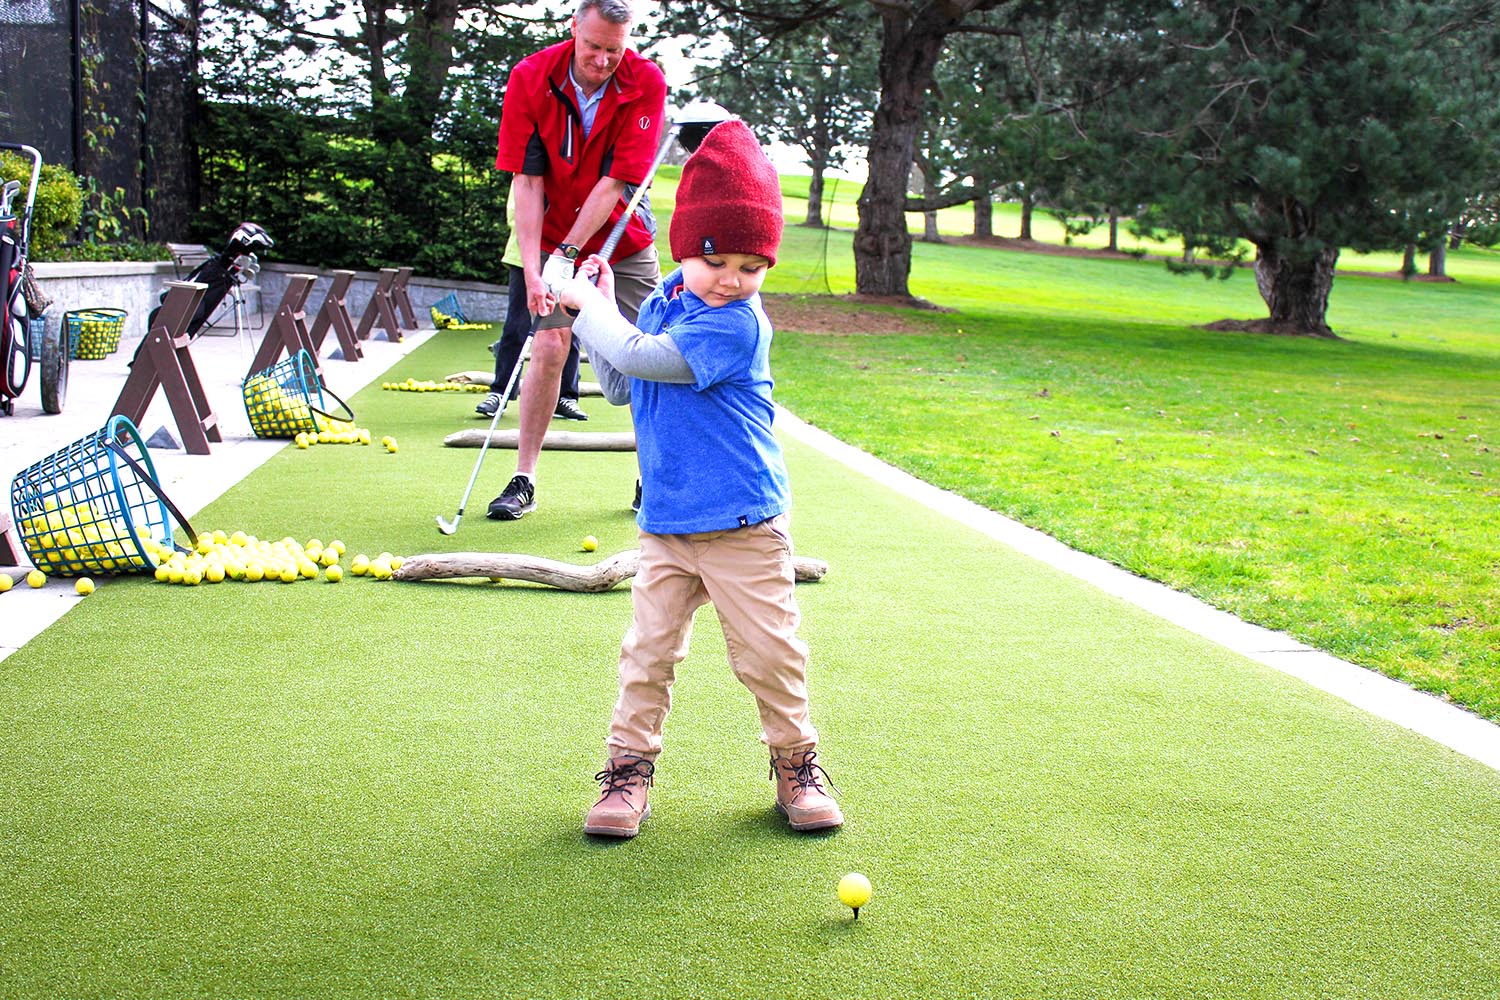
[1107,208,1119,252]
[1253,244,1339,336]
[395,550,830,592]
[973,184,992,238]
[1428,238,1447,278]
[921,163,942,243]
[804,167,826,227]
[854,14,948,297]
[1018,192,1033,240]
[802,84,833,228]
[1401,243,1417,277]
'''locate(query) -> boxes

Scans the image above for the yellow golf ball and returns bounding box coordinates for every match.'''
[838,872,873,914]
[324,565,343,583]
[0,573,12,593]
[26,569,46,589]
[75,577,96,596]
[581,535,599,553]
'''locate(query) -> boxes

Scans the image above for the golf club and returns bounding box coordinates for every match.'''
[434,101,733,535]
[436,311,541,535]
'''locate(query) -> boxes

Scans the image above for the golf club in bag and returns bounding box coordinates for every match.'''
[131,222,273,366]
[1,143,43,416]
[435,101,734,535]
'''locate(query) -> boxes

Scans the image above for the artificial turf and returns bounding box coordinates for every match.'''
[2,324,1499,998]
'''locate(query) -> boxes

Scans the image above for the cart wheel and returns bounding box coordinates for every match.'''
[40,320,69,414]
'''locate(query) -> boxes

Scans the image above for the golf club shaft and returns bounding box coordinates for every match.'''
[443,313,540,530]
[596,124,680,262]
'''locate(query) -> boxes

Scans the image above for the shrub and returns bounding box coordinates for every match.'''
[0,151,84,260]
[51,240,171,263]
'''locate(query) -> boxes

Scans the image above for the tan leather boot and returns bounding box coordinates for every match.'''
[583,755,654,838]
[770,749,843,832]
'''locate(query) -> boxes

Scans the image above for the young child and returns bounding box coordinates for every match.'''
[557,119,841,838]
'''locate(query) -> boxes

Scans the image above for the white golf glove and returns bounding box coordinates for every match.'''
[541,252,576,298]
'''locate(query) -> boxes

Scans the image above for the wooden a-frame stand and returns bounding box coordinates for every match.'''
[355,268,404,343]
[307,270,361,361]
[247,274,320,380]
[392,266,420,332]
[110,281,221,455]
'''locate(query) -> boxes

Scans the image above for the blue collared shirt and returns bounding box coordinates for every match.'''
[569,67,608,139]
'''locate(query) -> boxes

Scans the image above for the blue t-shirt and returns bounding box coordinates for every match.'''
[629,269,790,534]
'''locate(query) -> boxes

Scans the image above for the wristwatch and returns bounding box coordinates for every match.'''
[558,243,582,261]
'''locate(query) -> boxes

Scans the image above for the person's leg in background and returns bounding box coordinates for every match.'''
[478,264,586,420]
[476,265,531,417]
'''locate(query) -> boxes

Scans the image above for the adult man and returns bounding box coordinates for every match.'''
[487,0,666,520]
[475,187,587,423]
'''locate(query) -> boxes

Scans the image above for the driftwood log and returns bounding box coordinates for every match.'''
[444,428,636,451]
[446,371,603,397]
[394,550,830,592]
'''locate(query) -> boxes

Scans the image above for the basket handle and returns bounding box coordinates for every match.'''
[311,383,355,424]
[104,440,200,553]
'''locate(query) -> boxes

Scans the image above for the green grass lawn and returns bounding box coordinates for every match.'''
[4,173,1500,997]
[3,325,1499,997]
[755,209,1500,721]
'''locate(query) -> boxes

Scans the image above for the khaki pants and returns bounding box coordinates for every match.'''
[607,514,819,760]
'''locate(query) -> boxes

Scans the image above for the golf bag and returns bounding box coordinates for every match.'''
[136,222,273,361]
[1,142,43,415]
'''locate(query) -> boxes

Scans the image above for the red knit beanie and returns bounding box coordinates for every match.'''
[669,119,783,266]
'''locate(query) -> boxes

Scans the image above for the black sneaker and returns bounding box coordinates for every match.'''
[487,475,536,520]
[553,397,589,421]
[475,391,502,417]
[631,479,642,513]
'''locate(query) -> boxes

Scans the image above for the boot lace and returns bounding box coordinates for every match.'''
[770,750,840,798]
[594,757,654,804]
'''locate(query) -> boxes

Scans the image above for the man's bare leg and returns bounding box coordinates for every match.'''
[515,326,571,476]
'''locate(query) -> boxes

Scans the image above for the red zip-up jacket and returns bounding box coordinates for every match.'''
[495,38,666,262]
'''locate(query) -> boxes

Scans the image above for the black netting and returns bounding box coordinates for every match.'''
[145,6,192,239]
[0,0,74,166]
[0,0,196,241]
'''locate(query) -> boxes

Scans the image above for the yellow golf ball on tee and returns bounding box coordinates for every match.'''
[838,872,873,917]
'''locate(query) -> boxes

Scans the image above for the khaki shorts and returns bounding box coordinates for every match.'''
[538,243,660,331]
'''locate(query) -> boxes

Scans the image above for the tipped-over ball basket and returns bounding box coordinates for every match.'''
[242,349,353,438]
[8,414,195,575]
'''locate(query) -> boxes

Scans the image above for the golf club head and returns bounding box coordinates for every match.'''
[675,101,734,154]
[436,514,459,535]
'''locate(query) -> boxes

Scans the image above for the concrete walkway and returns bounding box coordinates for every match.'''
[1,321,435,660]
[4,320,1497,774]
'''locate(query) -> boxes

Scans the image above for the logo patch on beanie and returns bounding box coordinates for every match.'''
[702,237,715,254]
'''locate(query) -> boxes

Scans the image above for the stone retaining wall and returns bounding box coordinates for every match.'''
[27,260,509,347]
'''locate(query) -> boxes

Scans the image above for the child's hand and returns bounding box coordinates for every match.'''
[577,254,615,302]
